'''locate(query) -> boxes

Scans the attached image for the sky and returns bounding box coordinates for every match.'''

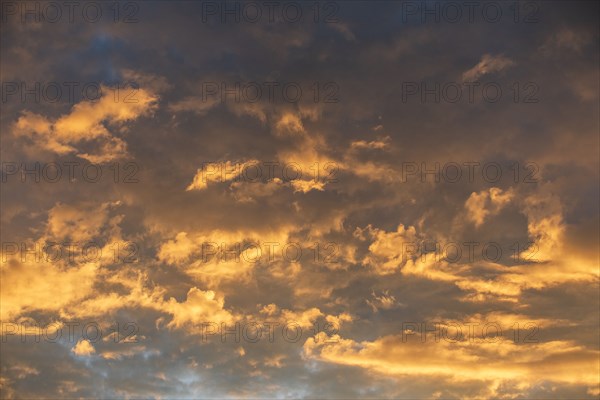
[0,1,599,398]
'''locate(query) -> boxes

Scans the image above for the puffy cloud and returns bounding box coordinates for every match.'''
[46,202,112,242]
[361,224,419,274]
[275,112,305,136]
[72,340,95,356]
[165,288,235,329]
[0,257,98,321]
[12,85,158,162]
[464,187,513,227]
[157,231,196,264]
[289,179,325,193]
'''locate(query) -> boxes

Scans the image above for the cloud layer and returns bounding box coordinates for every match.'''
[1,1,598,398]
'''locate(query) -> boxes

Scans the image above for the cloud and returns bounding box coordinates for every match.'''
[361,224,419,274]
[12,85,158,162]
[1,2,598,398]
[366,291,402,312]
[289,179,325,193]
[72,340,96,356]
[275,112,305,136]
[462,54,515,81]
[230,179,285,202]
[540,27,591,54]
[304,332,600,396]
[464,188,513,227]
[168,96,220,116]
[329,23,356,41]
[186,160,261,191]
[165,288,236,329]
[350,136,391,151]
